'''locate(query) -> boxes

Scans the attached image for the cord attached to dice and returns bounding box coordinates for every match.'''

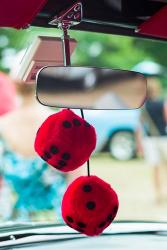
[34,108,119,236]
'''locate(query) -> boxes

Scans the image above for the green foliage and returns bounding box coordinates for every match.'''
[0,27,61,72]
[70,31,167,70]
[134,38,167,67]
[71,32,147,69]
[0,26,167,78]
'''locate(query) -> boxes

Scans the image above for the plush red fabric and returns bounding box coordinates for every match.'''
[62,176,119,236]
[0,72,16,116]
[138,5,167,39]
[0,0,47,28]
[34,109,96,172]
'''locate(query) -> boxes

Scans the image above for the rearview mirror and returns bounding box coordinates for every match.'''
[36,66,147,110]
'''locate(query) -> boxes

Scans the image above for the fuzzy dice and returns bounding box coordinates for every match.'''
[62,176,119,236]
[34,109,96,172]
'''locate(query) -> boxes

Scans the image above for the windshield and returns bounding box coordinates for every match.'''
[0,27,167,227]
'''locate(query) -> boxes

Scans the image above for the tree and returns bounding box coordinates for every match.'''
[0,27,167,77]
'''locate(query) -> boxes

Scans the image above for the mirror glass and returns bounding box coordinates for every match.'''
[36,66,147,109]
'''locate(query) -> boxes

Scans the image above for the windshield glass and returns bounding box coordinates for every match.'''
[0,27,167,225]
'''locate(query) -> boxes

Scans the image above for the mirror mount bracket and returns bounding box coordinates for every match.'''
[49,2,83,66]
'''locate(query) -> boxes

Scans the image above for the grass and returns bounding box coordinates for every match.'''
[90,153,167,222]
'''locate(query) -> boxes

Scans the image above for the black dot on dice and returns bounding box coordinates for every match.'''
[50,145,59,154]
[58,160,66,167]
[41,155,46,161]
[66,216,74,223]
[53,165,61,169]
[83,185,92,193]
[55,165,65,170]
[85,121,90,127]
[43,152,51,160]
[107,214,113,222]
[55,161,66,170]
[62,152,71,160]
[86,201,96,210]
[77,222,86,228]
[73,119,81,126]
[63,120,72,128]
[99,221,106,228]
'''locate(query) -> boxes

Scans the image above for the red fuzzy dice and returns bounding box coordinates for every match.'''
[62,176,119,236]
[34,109,96,172]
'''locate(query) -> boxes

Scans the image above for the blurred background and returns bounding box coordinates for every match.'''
[0,27,167,223]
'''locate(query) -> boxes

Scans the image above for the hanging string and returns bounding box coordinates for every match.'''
[80,109,90,177]
[80,109,84,119]
[87,159,90,177]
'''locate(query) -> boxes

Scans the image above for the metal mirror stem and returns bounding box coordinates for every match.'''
[49,2,82,66]
[61,25,71,66]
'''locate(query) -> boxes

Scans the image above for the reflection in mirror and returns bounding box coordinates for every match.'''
[36,66,147,110]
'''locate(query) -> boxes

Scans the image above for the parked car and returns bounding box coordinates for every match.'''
[82,109,140,161]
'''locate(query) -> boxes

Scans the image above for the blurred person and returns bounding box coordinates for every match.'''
[136,77,167,203]
[0,72,17,116]
[0,72,17,220]
[0,80,83,222]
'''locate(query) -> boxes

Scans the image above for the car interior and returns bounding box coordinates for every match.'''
[0,0,167,249]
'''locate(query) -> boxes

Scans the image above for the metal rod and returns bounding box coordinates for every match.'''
[61,26,71,66]
[49,2,82,66]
